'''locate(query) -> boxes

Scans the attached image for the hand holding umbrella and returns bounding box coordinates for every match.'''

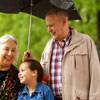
[23,50,34,61]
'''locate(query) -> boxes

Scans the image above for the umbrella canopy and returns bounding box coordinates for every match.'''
[0,0,82,51]
[0,0,81,20]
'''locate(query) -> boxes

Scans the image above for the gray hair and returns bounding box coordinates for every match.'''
[0,35,17,44]
[0,34,19,64]
[46,8,68,19]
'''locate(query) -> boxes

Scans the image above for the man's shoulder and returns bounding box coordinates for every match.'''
[73,29,93,42]
[79,33,93,44]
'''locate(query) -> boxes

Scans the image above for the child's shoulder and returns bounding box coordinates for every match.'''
[38,83,51,91]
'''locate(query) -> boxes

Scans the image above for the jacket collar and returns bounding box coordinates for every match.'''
[44,28,84,54]
[65,29,84,53]
[70,29,83,45]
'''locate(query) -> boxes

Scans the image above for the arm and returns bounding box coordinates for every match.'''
[88,38,100,100]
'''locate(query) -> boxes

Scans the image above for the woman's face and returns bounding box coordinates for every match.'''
[0,39,17,68]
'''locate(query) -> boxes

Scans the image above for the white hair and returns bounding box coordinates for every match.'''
[0,34,19,64]
[0,35,17,44]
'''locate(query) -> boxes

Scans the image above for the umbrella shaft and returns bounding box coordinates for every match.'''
[28,15,32,50]
[27,0,33,50]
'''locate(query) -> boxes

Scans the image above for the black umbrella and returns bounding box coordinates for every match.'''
[0,0,81,51]
[0,0,81,20]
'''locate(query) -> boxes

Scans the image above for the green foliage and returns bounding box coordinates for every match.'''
[0,0,100,67]
[0,12,51,68]
[71,0,99,43]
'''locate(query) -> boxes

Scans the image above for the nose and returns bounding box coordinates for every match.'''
[8,50,12,55]
[18,72,21,78]
[48,26,52,33]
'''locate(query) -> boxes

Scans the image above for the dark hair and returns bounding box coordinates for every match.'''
[22,59,43,82]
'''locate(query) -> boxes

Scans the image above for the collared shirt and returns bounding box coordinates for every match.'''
[17,82,54,100]
[50,30,72,96]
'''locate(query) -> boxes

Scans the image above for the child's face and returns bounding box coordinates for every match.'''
[18,63,35,84]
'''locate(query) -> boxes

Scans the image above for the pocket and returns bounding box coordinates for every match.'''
[72,54,90,92]
[71,44,88,67]
[75,96,88,100]
[75,95,88,100]
[75,97,87,100]
[71,51,90,100]
[70,48,88,69]
[75,96,81,100]
[75,90,89,100]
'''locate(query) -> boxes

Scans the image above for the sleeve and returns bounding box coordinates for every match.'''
[88,37,100,100]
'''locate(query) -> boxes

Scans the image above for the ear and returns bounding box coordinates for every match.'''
[62,17,67,26]
[32,70,37,77]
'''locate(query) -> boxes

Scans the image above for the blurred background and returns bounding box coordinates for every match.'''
[0,0,100,68]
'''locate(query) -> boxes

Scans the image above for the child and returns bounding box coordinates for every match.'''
[17,59,54,100]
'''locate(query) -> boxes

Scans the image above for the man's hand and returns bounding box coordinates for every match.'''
[22,50,33,61]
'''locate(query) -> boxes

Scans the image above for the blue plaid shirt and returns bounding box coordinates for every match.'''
[17,82,54,100]
[50,30,72,96]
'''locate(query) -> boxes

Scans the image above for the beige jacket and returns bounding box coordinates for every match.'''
[41,29,100,100]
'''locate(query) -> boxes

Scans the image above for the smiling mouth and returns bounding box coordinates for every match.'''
[5,56,12,61]
[51,32,56,35]
[19,77,23,80]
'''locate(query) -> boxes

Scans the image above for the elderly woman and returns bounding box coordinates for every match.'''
[0,35,22,100]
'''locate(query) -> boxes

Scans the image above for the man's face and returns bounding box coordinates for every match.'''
[46,14,65,41]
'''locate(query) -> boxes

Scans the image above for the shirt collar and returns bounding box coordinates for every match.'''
[54,28,72,47]
[22,82,42,94]
[21,85,28,94]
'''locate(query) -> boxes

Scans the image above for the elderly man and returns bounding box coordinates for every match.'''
[23,8,100,100]
[40,8,100,100]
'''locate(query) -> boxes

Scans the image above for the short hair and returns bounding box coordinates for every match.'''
[0,34,18,64]
[46,8,68,18]
[22,59,43,82]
